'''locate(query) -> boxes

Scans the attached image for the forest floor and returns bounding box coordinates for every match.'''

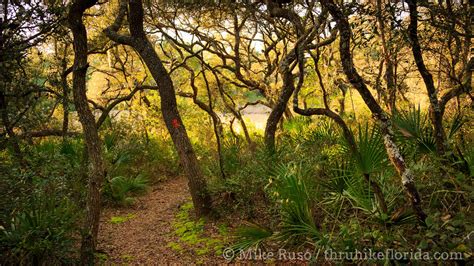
[97,176,228,264]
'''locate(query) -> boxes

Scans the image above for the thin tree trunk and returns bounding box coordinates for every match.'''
[61,45,70,137]
[284,106,293,120]
[406,0,448,157]
[202,70,226,179]
[407,0,472,176]
[321,0,427,223]
[208,68,254,148]
[180,66,226,179]
[292,53,388,214]
[376,0,397,112]
[67,1,106,264]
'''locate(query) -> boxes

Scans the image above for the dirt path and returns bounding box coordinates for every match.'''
[97,177,223,264]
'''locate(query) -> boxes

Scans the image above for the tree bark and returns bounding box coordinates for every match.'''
[201,69,226,179]
[406,0,448,157]
[321,0,427,223]
[104,0,212,216]
[179,65,226,179]
[67,0,106,264]
[211,69,254,147]
[292,52,388,214]
[264,74,295,150]
[407,0,472,176]
[60,45,71,137]
[376,0,397,112]
[263,1,303,151]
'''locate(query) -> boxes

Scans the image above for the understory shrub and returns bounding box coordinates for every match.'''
[103,175,149,205]
[226,116,472,263]
[0,194,79,265]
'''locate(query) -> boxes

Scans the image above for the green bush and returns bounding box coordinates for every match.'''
[392,105,436,155]
[103,129,178,183]
[231,162,320,252]
[230,223,273,253]
[103,175,149,205]
[0,194,79,264]
[273,164,320,246]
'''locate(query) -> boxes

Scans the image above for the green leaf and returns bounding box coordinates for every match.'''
[425,216,435,228]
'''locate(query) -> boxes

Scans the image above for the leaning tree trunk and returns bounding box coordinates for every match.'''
[104,0,212,216]
[179,66,226,179]
[376,0,397,112]
[60,45,71,137]
[406,0,448,158]
[67,0,106,264]
[134,43,212,216]
[263,1,303,151]
[407,0,473,176]
[264,81,295,151]
[321,0,427,223]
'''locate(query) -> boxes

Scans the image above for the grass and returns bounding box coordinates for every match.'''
[168,202,227,257]
[109,214,136,224]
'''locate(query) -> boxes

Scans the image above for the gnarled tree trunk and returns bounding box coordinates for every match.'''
[406,0,472,176]
[105,0,212,216]
[264,79,295,150]
[263,0,303,151]
[321,0,427,223]
[376,0,397,112]
[67,0,106,264]
[406,0,448,158]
